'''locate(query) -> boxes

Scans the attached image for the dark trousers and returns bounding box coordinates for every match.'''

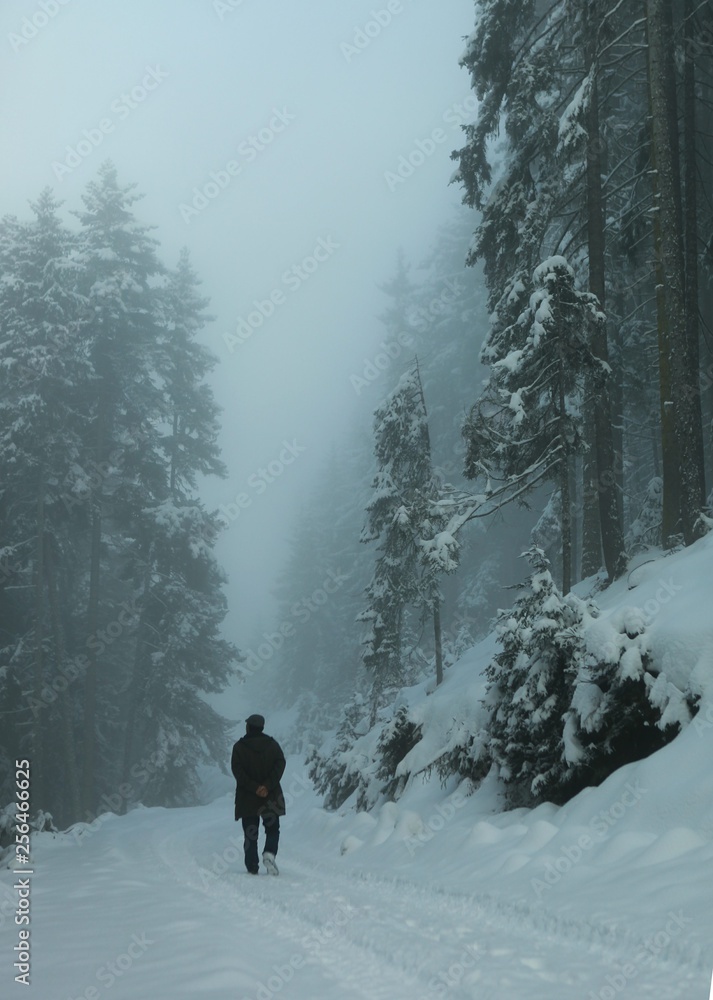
[242,814,280,872]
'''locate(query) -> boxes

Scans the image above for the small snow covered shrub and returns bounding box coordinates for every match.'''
[375,706,422,799]
[485,544,695,809]
[0,804,56,851]
[485,547,589,807]
[307,695,375,811]
[567,607,694,785]
[433,722,491,787]
[309,700,426,810]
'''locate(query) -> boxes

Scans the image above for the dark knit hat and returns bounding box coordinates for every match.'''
[245,713,265,730]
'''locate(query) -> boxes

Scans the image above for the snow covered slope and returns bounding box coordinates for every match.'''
[2,537,712,998]
[303,534,713,995]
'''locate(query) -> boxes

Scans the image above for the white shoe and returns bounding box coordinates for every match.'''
[263,852,279,876]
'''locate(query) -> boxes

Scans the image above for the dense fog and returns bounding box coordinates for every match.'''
[2,0,712,825]
[1,0,476,640]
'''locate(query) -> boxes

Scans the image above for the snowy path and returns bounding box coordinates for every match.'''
[2,792,705,1000]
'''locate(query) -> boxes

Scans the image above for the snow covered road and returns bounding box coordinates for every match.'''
[2,775,708,1000]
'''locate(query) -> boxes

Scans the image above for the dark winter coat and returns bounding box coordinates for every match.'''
[231,731,286,820]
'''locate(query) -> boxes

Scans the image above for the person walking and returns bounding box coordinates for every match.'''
[231,713,286,875]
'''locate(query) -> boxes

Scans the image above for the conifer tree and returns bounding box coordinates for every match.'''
[0,191,89,821]
[120,501,237,806]
[268,445,367,739]
[359,363,455,712]
[0,164,238,822]
[567,606,692,786]
[485,547,588,806]
[160,248,225,496]
[119,249,237,804]
[463,257,605,592]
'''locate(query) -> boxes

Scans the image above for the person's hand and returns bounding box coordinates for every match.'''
[256,785,268,798]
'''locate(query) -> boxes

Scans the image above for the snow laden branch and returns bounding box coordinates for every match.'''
[428,258,606,593]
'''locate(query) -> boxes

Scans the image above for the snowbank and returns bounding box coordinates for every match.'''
[300,535,713,987]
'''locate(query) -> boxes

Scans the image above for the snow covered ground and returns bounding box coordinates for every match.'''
[3,536,713,998]
[1,747,711,1000]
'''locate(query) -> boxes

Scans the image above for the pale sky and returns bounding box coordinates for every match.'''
[1,0,478,648]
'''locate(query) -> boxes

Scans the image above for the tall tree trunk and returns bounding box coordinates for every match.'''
[560,458,572,595]
[570,457,580,584]
[414,356,447,684]
[662,0,684,240]
[32,467,46,812]
[683,0,707,505]
[646,0,705,543]
[701,23,713,488]
[433,600,443,687]
[45,536,81,824]
[650,147,681,542]
[120,560,153,801]
[585,56,626,579]
[646,0,681,543]
[609,318,625,530]
[82,393,108,816]
[651,421,661,479]
[558,344,572,594]
[82,506,101,815]
[581,420,602,577]
[170,411,179,497]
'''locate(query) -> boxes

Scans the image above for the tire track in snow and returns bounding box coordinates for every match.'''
[150,811,701,999]
[298,855,706,997]
[292,854,707,979]
[152,816,432,1000]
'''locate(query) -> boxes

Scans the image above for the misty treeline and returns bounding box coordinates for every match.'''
[0,162,238,829]
[301,0,713,809]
